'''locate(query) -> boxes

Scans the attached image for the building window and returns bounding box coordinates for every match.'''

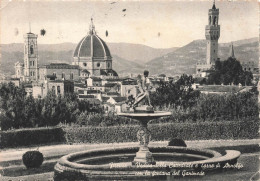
[97,63,100,67]
[32,61,34,66]
[62,73,65,79]
[57,86,61,94]
[83,63,87,67]
[30,45,34,54]
[249,68,251,71]
[70,73,74,80]
[53,72,56,77]
[52,86,56,94]
[108,62,110,68]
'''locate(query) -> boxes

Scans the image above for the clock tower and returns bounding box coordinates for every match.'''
[205,0,220,64]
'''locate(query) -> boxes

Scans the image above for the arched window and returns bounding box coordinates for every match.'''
[70,73,74,80]
[97,63,100,67]
[30,45,34,54]
[209,16,211,25]
[213,17,217,25]
[62,73,65,79]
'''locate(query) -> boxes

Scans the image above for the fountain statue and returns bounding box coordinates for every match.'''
[126,70,153,113]
[118,70,171,165]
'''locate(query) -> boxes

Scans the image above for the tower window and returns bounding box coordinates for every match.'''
[83,63,87,67]
[70,73,74,80]
[97,63,100,67]
[30,45,34,54]
[62,73,65,79]
[213,17,217,25]
[108,62,110,68]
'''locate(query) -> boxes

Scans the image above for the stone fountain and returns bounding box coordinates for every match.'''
[54,71,241,181]
[117,70,171,165]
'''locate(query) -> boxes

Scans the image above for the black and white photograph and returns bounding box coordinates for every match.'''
[0,0,259,180]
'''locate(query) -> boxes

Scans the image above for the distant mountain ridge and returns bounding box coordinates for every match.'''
[1,42,172,76]
[146,37,259,76]
[0,37,258,76]
[0,42,177,63]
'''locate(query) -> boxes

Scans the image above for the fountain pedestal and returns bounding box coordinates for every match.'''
[117,111,172,165]
[132,120,155,165]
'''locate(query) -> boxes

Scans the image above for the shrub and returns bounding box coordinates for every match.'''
[22,151,44,168]
[64,120,259,144]
[168,138,187,147]
[0,126,65,148]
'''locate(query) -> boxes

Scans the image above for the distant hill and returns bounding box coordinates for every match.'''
[0,42,176,76]
[0,38,258,76]
[107,43,177,64]
[112,55,144,76]
[146,37,259,76]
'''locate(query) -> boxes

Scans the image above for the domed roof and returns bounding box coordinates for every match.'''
[73,19,111,58]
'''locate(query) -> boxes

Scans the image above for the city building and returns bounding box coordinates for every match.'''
[15,31,39,81]
[196,1,220,77]
[229,43,259,75]
[39,63,80,82]
[72,18,118,77]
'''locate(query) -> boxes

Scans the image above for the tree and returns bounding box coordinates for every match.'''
[151,74,200,109]
[207,57,253,85]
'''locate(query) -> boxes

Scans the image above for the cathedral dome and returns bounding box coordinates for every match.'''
[73,19,111,58]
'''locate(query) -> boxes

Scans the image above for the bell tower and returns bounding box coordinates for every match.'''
[205,0,220,64]
[23,29,39,81]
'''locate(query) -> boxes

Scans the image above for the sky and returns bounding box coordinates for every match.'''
[0,0,259,48]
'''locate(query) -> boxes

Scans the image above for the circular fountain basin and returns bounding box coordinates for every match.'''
[54,146,240,180]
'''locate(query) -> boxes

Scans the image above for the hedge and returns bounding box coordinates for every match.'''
[64,120,259,144]
[1,121,258,148]
[0,126,65,148]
